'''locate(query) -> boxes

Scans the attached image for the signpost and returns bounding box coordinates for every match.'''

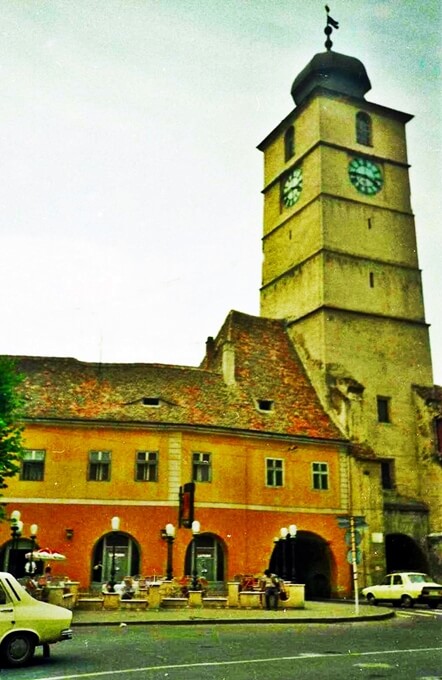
[336,515,368,615]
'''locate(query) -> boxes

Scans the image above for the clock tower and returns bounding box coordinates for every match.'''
[258,21,436,575]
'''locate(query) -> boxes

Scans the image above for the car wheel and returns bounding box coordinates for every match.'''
[1,633,36,667]
[366,593,377,606]
[401,595,413,608]
[427,601,440,609]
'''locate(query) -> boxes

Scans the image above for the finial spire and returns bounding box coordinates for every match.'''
[324,5,339,51]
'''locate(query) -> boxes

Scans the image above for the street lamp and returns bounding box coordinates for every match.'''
[28,524,38,576]
[280,527,288,581]
[164,523,176,581]
[288,524,297,583]
[109,516,120,592]
[10,510,23,576]
[190,520,201,590]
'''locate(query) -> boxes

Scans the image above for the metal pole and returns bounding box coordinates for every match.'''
[109,536,117,592]
[166,536,174,581]
[350,515,360,615]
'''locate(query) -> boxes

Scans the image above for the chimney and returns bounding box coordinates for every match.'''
[205,336,215,368]
[222,340,236,386]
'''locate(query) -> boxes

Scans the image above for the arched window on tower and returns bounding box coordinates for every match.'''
[356,111,372,146]
[284,126,295,161]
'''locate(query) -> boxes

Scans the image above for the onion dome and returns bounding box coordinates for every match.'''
[291,50,371,105]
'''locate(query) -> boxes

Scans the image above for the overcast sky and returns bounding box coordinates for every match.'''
[1,1,441,383]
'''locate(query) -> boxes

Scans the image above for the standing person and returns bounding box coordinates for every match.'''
[260,569,280,610]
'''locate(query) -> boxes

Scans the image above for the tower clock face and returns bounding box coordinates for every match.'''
[282,167,303,207]
[348,158,383,195]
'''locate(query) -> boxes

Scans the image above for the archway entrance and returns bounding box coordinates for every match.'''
[184,533,225,587]
[386,533,429,573]
[269,531,334,599]
[91,532,140,585]
[0,538,43,579]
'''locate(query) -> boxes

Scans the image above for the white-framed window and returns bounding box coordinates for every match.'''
[21,449,45,481]
[193,452,212,483]
[266,458,283,487]
[312,462,329,490]
[88,450,111,481]
[135,451,158,482]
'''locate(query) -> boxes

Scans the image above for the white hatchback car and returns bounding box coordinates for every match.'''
[361,571,442,608]
[0,572,72,667]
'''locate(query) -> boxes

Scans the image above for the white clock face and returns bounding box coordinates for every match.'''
[282,167,303,207]
[348,158,383,195]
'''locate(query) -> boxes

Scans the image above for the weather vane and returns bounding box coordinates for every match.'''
[324,5,339,51]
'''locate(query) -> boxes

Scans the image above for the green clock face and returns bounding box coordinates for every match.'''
[282,167,303,207]
[348,158,383,195]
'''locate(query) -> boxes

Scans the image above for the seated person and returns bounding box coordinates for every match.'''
[120,576,135,600]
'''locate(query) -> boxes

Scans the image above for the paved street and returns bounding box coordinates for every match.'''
[2,609,441,680]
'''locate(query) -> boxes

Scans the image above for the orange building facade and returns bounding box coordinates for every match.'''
[0,312,355,598]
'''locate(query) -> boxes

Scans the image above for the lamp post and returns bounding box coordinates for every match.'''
[280,527,288,581]
[10,510,23,577]
[190,520,201,590]
[29,524,38,576]
[165,523,176,581]
[288,524,297,583]
[109,516,120,592]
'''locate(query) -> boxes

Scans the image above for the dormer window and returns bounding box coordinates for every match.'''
[257,399,274,412]
[356,111,372,146]
[142,397,160,407]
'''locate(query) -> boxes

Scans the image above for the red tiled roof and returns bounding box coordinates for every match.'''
[10,311,344,442]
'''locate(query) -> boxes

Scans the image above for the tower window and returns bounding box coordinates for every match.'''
[356,111,372,146]
[284,126,295,161]
[377,397,391,423]
[369,272,374,288]
[380,459,395,489]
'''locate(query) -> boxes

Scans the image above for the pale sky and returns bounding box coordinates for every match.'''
[1,1,441,383]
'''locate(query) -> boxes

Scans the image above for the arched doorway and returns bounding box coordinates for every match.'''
[386,533,429,573]
[91,532,140,585]
[184,533,225,587]
[0,538,43,579]
[269,530,334,599]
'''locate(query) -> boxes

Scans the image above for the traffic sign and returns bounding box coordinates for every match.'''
[345,529,362,546]
[347,548,362,565]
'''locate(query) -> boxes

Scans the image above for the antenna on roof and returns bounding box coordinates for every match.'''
[324,5,339,51]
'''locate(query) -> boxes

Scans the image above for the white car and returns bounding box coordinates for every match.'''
[361,571,442,608]
[0,572,72,667]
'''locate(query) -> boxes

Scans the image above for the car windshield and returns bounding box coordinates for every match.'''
[407,573,433,583]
